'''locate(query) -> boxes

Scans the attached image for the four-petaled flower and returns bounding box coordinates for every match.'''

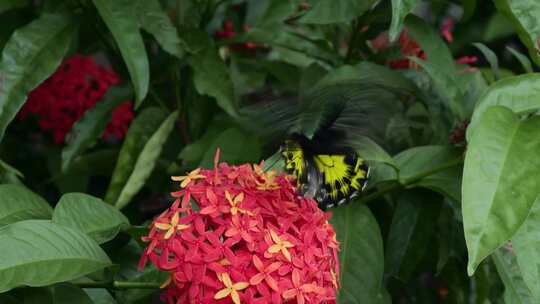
[172,168,205,188]
[214,273,249,304]
[225,191,253,216]
[282,269,326,304]
[154,212,190,239]
[250,255,281,292]
[267,230,295,262]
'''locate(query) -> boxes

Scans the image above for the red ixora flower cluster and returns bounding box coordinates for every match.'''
[215,20,260,51]
[139,151,340,304]
[371,17,478,71]
[19,54,133,144]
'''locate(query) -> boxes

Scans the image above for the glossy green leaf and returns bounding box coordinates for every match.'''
[513,198,540,300]
[463,106,540,275]
[135,0,184,58]
[52,283,93,304]
[190,47,238,117]
[0,12,76,141]
[395,145,462,201]
[299,0,377,24]
[0,220,111,293]
[473,43,500,80]
[105,107,167,204]
[385,189,442,281]
[492,247,535,303]
[468,74,540,140]
[92,0,149,106]
[331,204,388,303]
[61,86,132,172]
[493,0,540,68]
[52,193,129,244]
[115,111,178,209]
[389,0,418,41]
[0,0,30,14]
[0,184,52,227]
[348,135,396,167]
[507,46,533,73]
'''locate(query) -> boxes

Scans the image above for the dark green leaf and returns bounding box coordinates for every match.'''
[198,127,262,168]
[84,288,116,304]
[254,0,302,26]
[92,0,149,106]
[135,0,184,58]
[52,193,129,244]
[492,247,535,303]
[52,283,93,304]
[406,15,465,119]
[468,74,540,140]
[463,106,540,275]
[0,0,30,14]
[473,43,501,80]
[105,107,167,204]
[190,47,238,117]
[493,0,540,68]
[462,0,477,22]
[299,0,377,24]
[389,0,419,41]
[331,204,388,303]
[61,85,132,172]
[0,12,76,141]
[0,184,52,227]
[0,220,110,293]
[507,46,534,73]
[115,111,178,209]
[385,189,442,281]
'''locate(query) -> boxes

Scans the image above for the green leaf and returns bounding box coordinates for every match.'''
[463,106,540,275]
[394,145,462,201]
[513,198,540,300]
[473,43,501,80]
[0,0,30,14]
[331,204,388,303]
[0,12,76,141]
[135,0,184,58]
[52,193,129,244]
[0,220,111,293]
[492,247,535,303]
[348,136,396,167]
[507,46,534,73]
[299,0,377,24]
[115,111,178,209]
[493,0,540,68]
[61,85,132,172]
[389,0,418,41]
[84,288,116,304]
[468,74,540,140]
[254,0,302,26]
[0,184,52,227]
[405,15,465,119]
[52,283,93,304]
[462,0,477,22]
[189,47,238,117]
[0,159,23,178]
[92,0,149,106]
[198,127,262,168]
[385,189,442,281]
[105,107,167,204]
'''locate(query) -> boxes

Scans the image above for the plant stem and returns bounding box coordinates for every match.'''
[74,281,160,289]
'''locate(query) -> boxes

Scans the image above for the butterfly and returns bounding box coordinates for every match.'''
[281,133,370,210]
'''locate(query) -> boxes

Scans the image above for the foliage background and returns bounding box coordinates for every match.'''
[1,0,540,303]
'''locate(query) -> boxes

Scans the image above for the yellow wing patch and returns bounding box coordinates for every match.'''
[313,155,351,200]
[282,140,305,181]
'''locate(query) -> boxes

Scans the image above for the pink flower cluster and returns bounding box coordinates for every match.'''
[19,55,133,144]
[139,152,340,304]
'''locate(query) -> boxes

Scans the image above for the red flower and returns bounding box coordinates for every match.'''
[19,54,133,144]
[215,20,262,52]
[139,150,340,303]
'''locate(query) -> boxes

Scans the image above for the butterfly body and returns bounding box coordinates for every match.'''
[281,134,369,209]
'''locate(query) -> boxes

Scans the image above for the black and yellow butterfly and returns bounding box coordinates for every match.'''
[281,133,370,210]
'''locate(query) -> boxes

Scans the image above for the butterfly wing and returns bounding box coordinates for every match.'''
[312,153,369,209]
